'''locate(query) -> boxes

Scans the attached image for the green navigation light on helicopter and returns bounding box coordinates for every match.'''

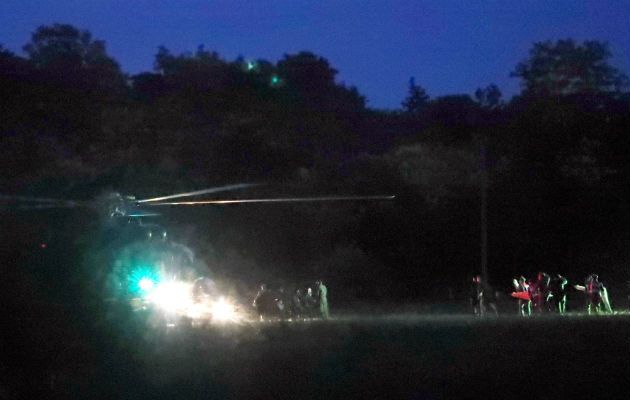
[129,269,161,295]
[138,277,156,291]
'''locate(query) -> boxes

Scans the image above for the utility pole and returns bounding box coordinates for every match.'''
[480,137,488,284]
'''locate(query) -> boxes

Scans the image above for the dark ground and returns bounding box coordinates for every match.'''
[3,213,628,399]
[3,312,629,400]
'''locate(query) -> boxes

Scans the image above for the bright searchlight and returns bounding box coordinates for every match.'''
[211,297,238,322]
[148,280,192,312]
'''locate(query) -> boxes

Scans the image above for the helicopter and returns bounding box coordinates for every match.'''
[1,181,395,256]
[2,183,395,322]
[1,183,394,245]
[1,182,394,219]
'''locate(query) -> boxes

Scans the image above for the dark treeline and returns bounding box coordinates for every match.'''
[2,24,629,306]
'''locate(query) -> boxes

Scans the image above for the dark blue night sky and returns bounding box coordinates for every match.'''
[1,0,628,109]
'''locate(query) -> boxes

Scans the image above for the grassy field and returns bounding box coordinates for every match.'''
[21,312,624,400]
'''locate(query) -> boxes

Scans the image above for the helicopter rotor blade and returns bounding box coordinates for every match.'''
[2,203,81,210]
[0,194,71,203]
[145,195,395,206]
[136,183,262,203]
[0,194,85,209]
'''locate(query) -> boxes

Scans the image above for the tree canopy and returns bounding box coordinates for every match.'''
[401,77,430,114]
[512,39,629,97]
[24,24,120,72]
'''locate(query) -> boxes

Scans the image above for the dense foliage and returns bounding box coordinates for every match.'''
[2,25,629,303]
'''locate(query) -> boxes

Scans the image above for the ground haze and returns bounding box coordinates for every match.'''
[11,312,626,399]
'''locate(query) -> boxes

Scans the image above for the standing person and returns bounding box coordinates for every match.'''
[584,274,613,314]
[548,274,568,314]
[512,276,531,316]
[529,272,550,313]
[252,283,275,320]
[291,289,306,319]
[470,275,485,316]
[316,280,330,319]
[276,287,288,319]
[304,287,317,318]
[585,274,600,314]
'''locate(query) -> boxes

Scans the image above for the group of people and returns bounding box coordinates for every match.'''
[470,272,615,316]
[252,280,329,321]
[511,272,613,315]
